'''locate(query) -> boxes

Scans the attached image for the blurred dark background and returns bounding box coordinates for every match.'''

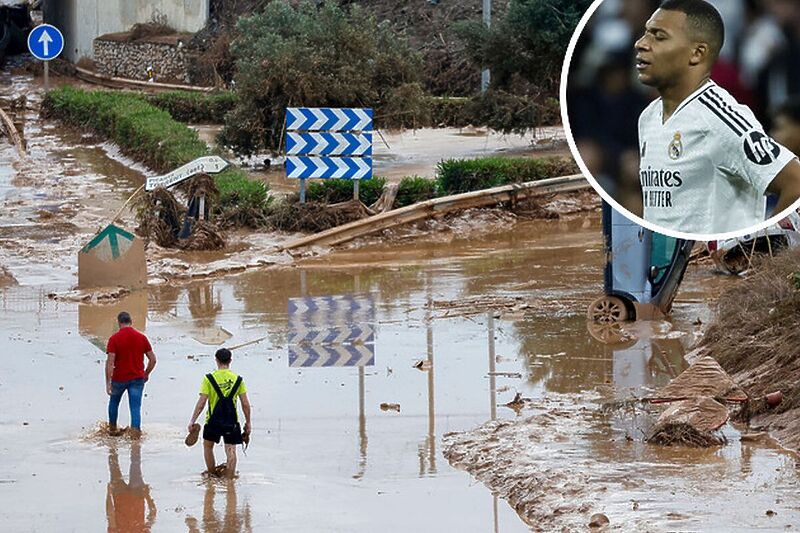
[566,0,800,216]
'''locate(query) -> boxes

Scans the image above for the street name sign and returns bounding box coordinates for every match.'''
[145,155,229,191]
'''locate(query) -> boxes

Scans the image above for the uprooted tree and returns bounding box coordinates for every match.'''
[218,0,427,155]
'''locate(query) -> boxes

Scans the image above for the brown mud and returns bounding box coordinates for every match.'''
[697,247,800,453]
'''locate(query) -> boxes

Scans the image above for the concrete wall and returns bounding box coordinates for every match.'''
[43,0,209,62]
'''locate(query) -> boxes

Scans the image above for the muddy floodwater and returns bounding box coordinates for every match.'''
[2,220,800,531]
[2,69,800,532]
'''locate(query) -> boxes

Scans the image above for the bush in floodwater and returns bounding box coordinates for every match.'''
[42,86,207,173]
[42,87,270,227]
[215,169,271,227]
[218,0,425,154]
[305,177,387,207]
[395,175,438,207]
[436,156,578,196]
[146,91,238,124]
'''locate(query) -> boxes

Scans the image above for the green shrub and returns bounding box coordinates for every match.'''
[428,97,471,128]
[395,176,438,207]
[305,177,387,206]
[220,0,424,154]
[42,87,269,226]
[436,156,578,196]
[42,87,207,173]
[146,91,238,123]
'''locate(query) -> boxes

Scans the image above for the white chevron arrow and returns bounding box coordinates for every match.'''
[351,109,372,131]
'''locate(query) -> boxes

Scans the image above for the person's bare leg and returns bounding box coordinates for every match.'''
[203,440,216,474]
[224,444,237,478]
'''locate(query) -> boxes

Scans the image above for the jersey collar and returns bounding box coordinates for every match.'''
[661,80,715,125]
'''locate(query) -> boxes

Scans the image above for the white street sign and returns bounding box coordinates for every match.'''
[145,156,230,191]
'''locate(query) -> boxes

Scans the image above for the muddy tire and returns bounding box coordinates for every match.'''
[587,295,629,323]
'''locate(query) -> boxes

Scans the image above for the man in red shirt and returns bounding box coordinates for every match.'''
[106,311,157,438]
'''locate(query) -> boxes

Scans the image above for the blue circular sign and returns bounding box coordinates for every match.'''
[27,24,65,61]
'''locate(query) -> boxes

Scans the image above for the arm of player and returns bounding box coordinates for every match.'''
[144,350,156,381]
[767,159,800,215]
[188,394,208,433]
[240,393,252,433]
[105,352,115,395]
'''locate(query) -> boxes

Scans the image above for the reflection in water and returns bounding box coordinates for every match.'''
[185,480,252,533]
[417,292,436,477]
[518,316,687,396]
[187,282,223,325]
[354,365,368,480]
[488,313,500,533]
[106,442,156,532]
[79,290,148,351]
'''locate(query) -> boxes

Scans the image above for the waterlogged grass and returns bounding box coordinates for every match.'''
[145,91,237,123]
[436,156,578,196]
[42,87,268,222]
[305,177,387,206]
[43,87,206,173]
[395,175,438,207]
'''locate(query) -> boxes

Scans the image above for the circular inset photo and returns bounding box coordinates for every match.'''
[561,0,800,239]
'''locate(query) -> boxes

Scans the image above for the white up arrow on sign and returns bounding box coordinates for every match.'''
[145,155,230,191]
[38,30,52,57]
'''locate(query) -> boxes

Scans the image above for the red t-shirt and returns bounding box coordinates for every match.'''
[106,327,152,382]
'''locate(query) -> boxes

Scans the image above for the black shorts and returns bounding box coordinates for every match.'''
[203,422,243,445]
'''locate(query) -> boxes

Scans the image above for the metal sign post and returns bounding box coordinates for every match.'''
[27,24,65,92]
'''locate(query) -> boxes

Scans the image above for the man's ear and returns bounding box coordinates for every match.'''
[689,42,709,66]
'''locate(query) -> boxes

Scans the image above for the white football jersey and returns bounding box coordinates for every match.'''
[638,81,796,234]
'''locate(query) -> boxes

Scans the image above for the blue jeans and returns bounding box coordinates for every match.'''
[108,378,145,429]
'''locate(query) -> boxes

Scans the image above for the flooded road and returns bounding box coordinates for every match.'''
[2,215,799,531]
[2,69,800,532]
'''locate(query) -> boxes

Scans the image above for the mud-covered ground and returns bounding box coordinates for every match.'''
[3,69,800,532]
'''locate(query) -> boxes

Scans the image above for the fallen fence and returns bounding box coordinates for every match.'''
[282,174,589,251]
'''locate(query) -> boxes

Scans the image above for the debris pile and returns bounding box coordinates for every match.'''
[267,200,371,233]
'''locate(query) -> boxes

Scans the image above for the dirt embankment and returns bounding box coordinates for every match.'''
[698,248,800,451]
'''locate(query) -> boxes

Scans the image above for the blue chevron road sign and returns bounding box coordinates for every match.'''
[286,156,372,180]
[286,132,372,156]
[288,324,375,345]
[286,108,373,132]
[288,295,375,323]
[289,344,375,368]
[287,295,376,367]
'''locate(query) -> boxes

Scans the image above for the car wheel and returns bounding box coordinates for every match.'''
[587,295,629,323]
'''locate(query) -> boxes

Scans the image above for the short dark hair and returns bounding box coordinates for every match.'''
[117,311,132,324]
[660,0,724,62]
[215,348,232,364]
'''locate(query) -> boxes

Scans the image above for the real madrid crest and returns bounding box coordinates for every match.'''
[668,132,683,160]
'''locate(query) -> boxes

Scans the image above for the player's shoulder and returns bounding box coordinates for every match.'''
[639,98,661,122]
[691,83,761,136]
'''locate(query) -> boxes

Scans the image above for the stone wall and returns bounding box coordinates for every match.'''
[93,34,192,83]
[44,0,209,63]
